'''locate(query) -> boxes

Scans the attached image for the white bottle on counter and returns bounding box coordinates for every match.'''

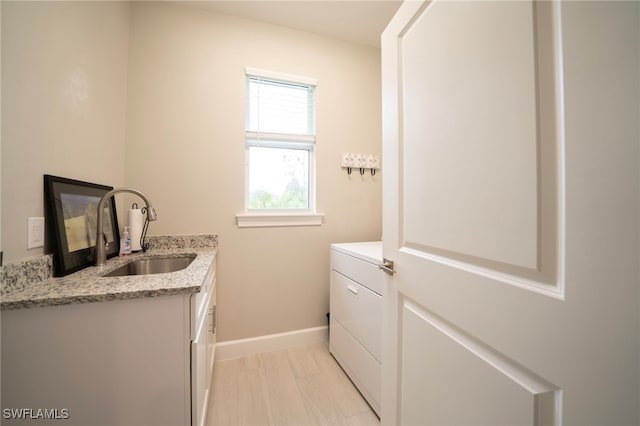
[120,226,132,256]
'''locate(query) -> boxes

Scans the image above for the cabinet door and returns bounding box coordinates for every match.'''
[192,259,216,426]
[2,296,190,426]
[191,298,208,426]
[206,277,216,394]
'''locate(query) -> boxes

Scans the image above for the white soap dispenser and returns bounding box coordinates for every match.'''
[120,226,132,256]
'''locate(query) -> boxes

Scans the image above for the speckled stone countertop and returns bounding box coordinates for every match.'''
[1,234,217,311]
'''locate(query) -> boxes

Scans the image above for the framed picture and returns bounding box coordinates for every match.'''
[44,175,120,276]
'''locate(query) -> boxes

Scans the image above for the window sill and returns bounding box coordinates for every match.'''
[236,213,324,228]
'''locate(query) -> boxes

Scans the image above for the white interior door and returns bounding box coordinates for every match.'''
[381,1,639,425]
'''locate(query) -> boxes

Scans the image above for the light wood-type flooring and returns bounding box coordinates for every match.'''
[206,341,380,426]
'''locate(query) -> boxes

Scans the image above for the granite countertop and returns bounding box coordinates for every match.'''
[1,247,216,311]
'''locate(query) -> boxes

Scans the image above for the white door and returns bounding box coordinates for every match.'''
[381,1,639,425]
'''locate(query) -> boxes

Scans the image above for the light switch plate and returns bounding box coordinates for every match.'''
[28,217,45,249]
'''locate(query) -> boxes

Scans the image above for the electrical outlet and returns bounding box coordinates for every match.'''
[28,217,45,249]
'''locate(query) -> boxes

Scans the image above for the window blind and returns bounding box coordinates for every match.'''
[245,68,316,141]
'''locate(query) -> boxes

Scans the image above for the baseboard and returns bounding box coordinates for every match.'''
[215,326,329,361]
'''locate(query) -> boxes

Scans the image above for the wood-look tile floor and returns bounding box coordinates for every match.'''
[206,342,380,426]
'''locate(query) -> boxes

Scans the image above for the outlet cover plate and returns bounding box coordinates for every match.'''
[28,217,45,249]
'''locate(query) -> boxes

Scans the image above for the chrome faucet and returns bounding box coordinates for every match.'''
[95,187,158,266]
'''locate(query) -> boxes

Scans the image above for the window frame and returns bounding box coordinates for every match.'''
[237,67,324,228]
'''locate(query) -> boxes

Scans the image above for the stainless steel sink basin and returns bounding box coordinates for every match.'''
[102,255,196,277]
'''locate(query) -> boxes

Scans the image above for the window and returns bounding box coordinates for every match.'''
[238,68,323,227]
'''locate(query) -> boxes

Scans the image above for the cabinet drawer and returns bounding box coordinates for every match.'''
[330,270,382,362]
[330,249,383,295]
[329,317,381,415]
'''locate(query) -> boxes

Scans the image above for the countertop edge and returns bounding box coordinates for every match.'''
[1,248,216,311]
[0,286,202,311]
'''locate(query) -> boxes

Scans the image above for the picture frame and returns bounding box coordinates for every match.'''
[44,175,120,276]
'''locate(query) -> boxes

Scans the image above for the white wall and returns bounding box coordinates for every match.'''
[1,1,130,263]
[125,3,382,341]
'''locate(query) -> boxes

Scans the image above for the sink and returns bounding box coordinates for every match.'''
[102,255,196,277]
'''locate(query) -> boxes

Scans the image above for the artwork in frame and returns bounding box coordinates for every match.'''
[44,175,120,276]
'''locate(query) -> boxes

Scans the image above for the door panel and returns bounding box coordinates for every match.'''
[402,0,539,271]
[403,304,530,426]
[398,0,564,292]
[401,301,559,426]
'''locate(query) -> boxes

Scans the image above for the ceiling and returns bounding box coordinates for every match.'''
[178,1,402,48]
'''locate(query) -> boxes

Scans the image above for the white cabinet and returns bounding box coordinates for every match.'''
[329,242,383,415]
[191,259,217,426]
[1,256,216,426]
